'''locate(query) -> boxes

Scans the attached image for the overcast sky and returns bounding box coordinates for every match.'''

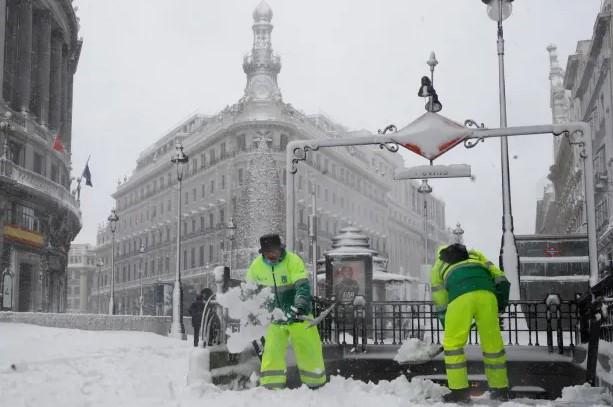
[71,0,602,262]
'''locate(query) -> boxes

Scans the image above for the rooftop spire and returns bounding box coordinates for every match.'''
[242,1,282,101]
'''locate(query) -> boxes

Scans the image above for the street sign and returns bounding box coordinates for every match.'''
[391,112,472,161]
[394,164,471,180]
[544,246,560,257]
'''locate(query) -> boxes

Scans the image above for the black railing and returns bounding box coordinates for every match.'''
[314,298,578,354]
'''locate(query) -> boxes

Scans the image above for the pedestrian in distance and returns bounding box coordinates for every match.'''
[430,243,511,404]
[246,233,327,389]
[188,293,205,347]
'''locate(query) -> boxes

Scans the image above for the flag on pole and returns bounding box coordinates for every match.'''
[82,160,92,187]
[52,132,65,153]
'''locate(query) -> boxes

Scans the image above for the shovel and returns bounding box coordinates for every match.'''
[297,303,337,328]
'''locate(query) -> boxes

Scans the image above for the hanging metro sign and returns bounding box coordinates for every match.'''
[389,112,472,161]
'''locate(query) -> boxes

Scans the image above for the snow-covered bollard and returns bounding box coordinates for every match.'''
[187,347,212,385]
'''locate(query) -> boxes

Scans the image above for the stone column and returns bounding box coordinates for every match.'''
[61,53,70,152]
[14,0,32,113]
[49,32,63,131]
[3,0,17,104]
[0,0,7,102]
[36,11,51,127]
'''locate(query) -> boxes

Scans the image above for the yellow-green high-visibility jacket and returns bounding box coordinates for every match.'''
[430,245,510,311]
[246,250,312,323]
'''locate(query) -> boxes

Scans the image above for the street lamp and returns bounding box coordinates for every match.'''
[226,217,236,270]
[170,141,188,340]
[417,179,433,264]
[452,223,465,244]
[481,0,520,300]
[139,243,145,316]
[107,209,119,315]
[96,258,103,314]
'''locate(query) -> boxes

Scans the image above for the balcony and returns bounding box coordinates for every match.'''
[0,156,81,221]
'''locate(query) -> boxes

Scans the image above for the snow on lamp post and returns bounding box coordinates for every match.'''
[138,243,145,316]
[170,141,188,340]
[96,258,103,314]
[107,209,119,315]
[480,0,520,299]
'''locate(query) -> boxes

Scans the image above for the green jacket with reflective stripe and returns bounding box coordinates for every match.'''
[246,250,312,323]
[430,246,509,310]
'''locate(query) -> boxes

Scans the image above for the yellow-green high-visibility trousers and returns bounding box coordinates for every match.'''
[443,290,509,390]
[259,321,327,389]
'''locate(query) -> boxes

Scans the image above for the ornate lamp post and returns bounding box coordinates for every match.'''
[452,223,465,244]
[138,243,145,316]
[107,209,119,315]
[481,0,520,300]
[417,179,433,264]
[170,141,188,340]
[96,258,103,314]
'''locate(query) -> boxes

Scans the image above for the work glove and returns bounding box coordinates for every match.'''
[286,304,306,320]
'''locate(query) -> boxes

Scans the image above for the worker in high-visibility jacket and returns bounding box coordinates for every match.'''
[431,243,511,403]
[246,233,327,390]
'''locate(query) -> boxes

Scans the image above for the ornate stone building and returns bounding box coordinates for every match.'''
[66,243,95,313]
[536,1,612,279]
[94,1,448,314]
[0,0,81,312]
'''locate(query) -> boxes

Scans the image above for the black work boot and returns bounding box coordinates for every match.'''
[443,388,471,404]
[490,387,510,402]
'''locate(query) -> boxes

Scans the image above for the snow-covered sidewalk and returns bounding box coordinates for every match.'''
[0,323,609,407]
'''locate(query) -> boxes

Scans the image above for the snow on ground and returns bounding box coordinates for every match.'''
[0,322,610,407]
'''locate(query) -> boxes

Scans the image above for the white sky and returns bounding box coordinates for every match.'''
[71,0,602,262]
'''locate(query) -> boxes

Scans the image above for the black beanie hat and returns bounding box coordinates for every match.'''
[259,233,283,253]
[439,243,469,264]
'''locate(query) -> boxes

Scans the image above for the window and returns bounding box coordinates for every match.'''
[238,168,244,185]
[199,246,205,266]
[209,213,214,228]
[191,247,196,268]
[183,250,187,271]
[221,142,226,157]
[209,149,216,164]
[200,216,205,230]
[8,140,25,166]
[220,209,225,224]
[51,164,60,182]
[209,245,214,262]
[221,174,225,189]
[201,184,205,198]
[280,134,288,150]
[237,134,246,151]
[33,152,45,175]
[210,179,215,193]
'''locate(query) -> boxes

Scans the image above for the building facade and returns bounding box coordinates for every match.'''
[66,243,95,313]
[536,1,612,280]
[94,1,448,314]
[0,0,81,312]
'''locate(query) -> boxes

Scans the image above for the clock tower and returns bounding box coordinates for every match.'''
[242,1,282,102]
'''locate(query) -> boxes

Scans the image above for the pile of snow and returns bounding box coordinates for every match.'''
[557,383,611,405]
[394,338,442,363]
[215,284,277,353]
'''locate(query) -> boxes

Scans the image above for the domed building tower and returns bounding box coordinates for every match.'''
[0,1,82,312]
[97,1,448,311]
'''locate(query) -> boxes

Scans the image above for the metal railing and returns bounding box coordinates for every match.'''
[314,298,578,354]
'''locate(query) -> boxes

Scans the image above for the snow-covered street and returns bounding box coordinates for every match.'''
[0,323,610,407]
